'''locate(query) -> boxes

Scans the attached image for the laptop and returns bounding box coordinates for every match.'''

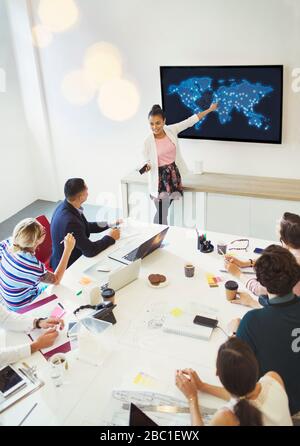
[108,227,169,265]
[100,259,141,291]
[129,403,158,427]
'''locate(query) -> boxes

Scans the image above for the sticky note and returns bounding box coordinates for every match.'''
[133,372,157,389]
[79,276,92,285]
[50,305,65,318]
[170,308,183,317]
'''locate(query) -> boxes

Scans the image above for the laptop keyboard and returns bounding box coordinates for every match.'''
[123,249,138,262]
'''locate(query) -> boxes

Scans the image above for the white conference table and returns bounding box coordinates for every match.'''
[1,221,273,426]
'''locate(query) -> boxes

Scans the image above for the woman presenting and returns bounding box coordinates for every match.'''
[142,103,218,225]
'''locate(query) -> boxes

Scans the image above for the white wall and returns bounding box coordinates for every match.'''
[0,1,38,222]
[9,0,300,211]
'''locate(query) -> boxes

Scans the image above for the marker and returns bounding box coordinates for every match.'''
[76,290,83,296]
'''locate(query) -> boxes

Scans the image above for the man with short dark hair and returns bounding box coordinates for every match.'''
[51,178,121,269]
[228,245,300,415]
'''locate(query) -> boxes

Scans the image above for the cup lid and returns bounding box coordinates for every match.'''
[101,288,115,298]
[225,280,238,290]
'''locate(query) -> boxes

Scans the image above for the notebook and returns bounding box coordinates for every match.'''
[163,309,215,341]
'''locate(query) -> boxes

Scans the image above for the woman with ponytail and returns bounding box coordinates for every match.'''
[176,338,292,426]
[142,103,218,225]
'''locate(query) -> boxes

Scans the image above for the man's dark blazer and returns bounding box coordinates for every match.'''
[50,200,115,269]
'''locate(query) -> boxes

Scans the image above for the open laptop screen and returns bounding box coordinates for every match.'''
[129,403,158,426]
[133,227,169,261]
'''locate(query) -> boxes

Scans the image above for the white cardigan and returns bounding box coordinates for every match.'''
[142,114,199,198]
[0,304,32,369]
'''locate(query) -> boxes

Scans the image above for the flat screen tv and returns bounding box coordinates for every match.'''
[160,65,283,144]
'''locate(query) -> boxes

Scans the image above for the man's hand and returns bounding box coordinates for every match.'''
[109,228,120,241]
[231,292,261,308]
[227,318,241,336]
[31,329,58,353]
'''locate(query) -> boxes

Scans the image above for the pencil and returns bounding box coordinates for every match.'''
[18,402,38,426]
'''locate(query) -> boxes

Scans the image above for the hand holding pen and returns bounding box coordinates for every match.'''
[60,233,76,253]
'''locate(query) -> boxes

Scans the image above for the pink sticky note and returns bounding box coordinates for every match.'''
[50,305,65,319]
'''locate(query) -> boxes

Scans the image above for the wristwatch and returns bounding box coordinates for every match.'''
[249,259,254,267]
[35,317,47,329]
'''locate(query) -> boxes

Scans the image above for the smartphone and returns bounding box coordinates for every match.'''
[193,315,218,328]
[254,247,264,254]
[0,366,25,398]
[139,164,148,175]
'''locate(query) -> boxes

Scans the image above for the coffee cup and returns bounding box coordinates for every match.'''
[225,280,239,301]
[217,242,227,255]
[101,288,115,304]
[184,264,195,278]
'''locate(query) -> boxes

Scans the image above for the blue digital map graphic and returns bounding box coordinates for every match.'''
[168,77,274,131]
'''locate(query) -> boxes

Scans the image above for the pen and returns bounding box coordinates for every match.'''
[220,269,256,275]
[18,402,38,426]
[18,368,35,384]
[60,232,74,244]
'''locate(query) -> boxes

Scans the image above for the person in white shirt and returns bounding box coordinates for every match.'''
[176,337,292,426]
[0,304,64,369]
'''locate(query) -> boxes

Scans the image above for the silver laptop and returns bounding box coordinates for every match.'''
[100,259,141,291]
[108,227,169,265]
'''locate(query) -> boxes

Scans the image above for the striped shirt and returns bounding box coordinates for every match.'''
[0,239,46,311]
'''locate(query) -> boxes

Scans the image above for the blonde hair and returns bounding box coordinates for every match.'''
[11,218,44,253]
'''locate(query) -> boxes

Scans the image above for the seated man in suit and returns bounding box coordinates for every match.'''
[51,178,121,269]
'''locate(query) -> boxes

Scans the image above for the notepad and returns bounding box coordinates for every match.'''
[163,312,213,341]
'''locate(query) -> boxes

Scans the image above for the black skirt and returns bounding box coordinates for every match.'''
[156,161,183,200]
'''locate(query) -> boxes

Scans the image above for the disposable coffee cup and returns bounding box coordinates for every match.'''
[225,281,238,301]
[101,288,115,304]
[89,286,101,306]
[217,242,227,255]
[184,264,195,278]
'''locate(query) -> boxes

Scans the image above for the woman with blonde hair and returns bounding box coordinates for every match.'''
[0,218,75,311]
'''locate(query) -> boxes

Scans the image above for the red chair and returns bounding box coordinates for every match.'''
[35,215,53,272]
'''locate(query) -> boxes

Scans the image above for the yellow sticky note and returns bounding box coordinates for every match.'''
[170,308,183,317]
[133,372,157,389]
[79,276,92,285]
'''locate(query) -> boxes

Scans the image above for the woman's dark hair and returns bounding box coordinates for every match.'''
[216,338,263,426]
[64,178,86,199]
[148,104,165,120]
[255,244,300,296]
[279,212,300,249]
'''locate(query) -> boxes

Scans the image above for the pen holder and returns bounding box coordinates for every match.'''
[198,238,214,253]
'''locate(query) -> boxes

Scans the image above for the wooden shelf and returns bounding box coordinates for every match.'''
[122,171,300,202]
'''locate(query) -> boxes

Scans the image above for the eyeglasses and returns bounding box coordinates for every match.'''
[228,239,250,252]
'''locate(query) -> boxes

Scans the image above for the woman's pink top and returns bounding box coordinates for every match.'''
[155,135,176,167]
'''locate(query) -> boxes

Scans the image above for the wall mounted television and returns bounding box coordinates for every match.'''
[160,65,283,144]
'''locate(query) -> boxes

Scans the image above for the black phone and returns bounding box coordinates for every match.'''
[193,315,218,328]
[139,164,148,175]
